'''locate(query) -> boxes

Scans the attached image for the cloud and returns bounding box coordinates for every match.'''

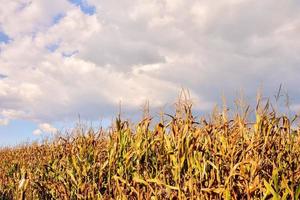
[0,118,9,126]
[1,0,300,130]
[33,123,58,135]
[0,0,71,37]
[0,74,7,79]
[32,129,42,136]
[69,0,96,15]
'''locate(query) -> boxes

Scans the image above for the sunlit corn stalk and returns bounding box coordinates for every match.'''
[0,95,300,199]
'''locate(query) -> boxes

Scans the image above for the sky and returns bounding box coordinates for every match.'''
[1,0,300,146]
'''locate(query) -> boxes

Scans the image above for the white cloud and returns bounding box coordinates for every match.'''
[39,123,57,133]
[33,123,57,135]
[0,118,9,126]
[32,129,42,136]
[0,0,71,37]
[1,0,300,129]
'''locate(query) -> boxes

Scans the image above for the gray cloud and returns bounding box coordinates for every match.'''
[87,0,300,103]
[0,74,7,79]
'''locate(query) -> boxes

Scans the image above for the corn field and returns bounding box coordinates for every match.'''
[1,98,300,200]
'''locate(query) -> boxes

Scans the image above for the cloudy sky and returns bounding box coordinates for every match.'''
[1,0,300,145]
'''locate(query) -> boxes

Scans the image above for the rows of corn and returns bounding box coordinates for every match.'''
[1,100,300,199]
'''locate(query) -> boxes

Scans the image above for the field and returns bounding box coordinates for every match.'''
[1,97,300,200]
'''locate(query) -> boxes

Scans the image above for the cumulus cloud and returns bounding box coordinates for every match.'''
[32,129,42,136]
[0,118,9,126]
[0,0,71,37]
[33,123,57,135]
[1,0,300,130]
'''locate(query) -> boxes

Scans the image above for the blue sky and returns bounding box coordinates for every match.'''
[69,0,96,15]
[0,120,37,146]
[0,32,10,44]
[1,0,300,146]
